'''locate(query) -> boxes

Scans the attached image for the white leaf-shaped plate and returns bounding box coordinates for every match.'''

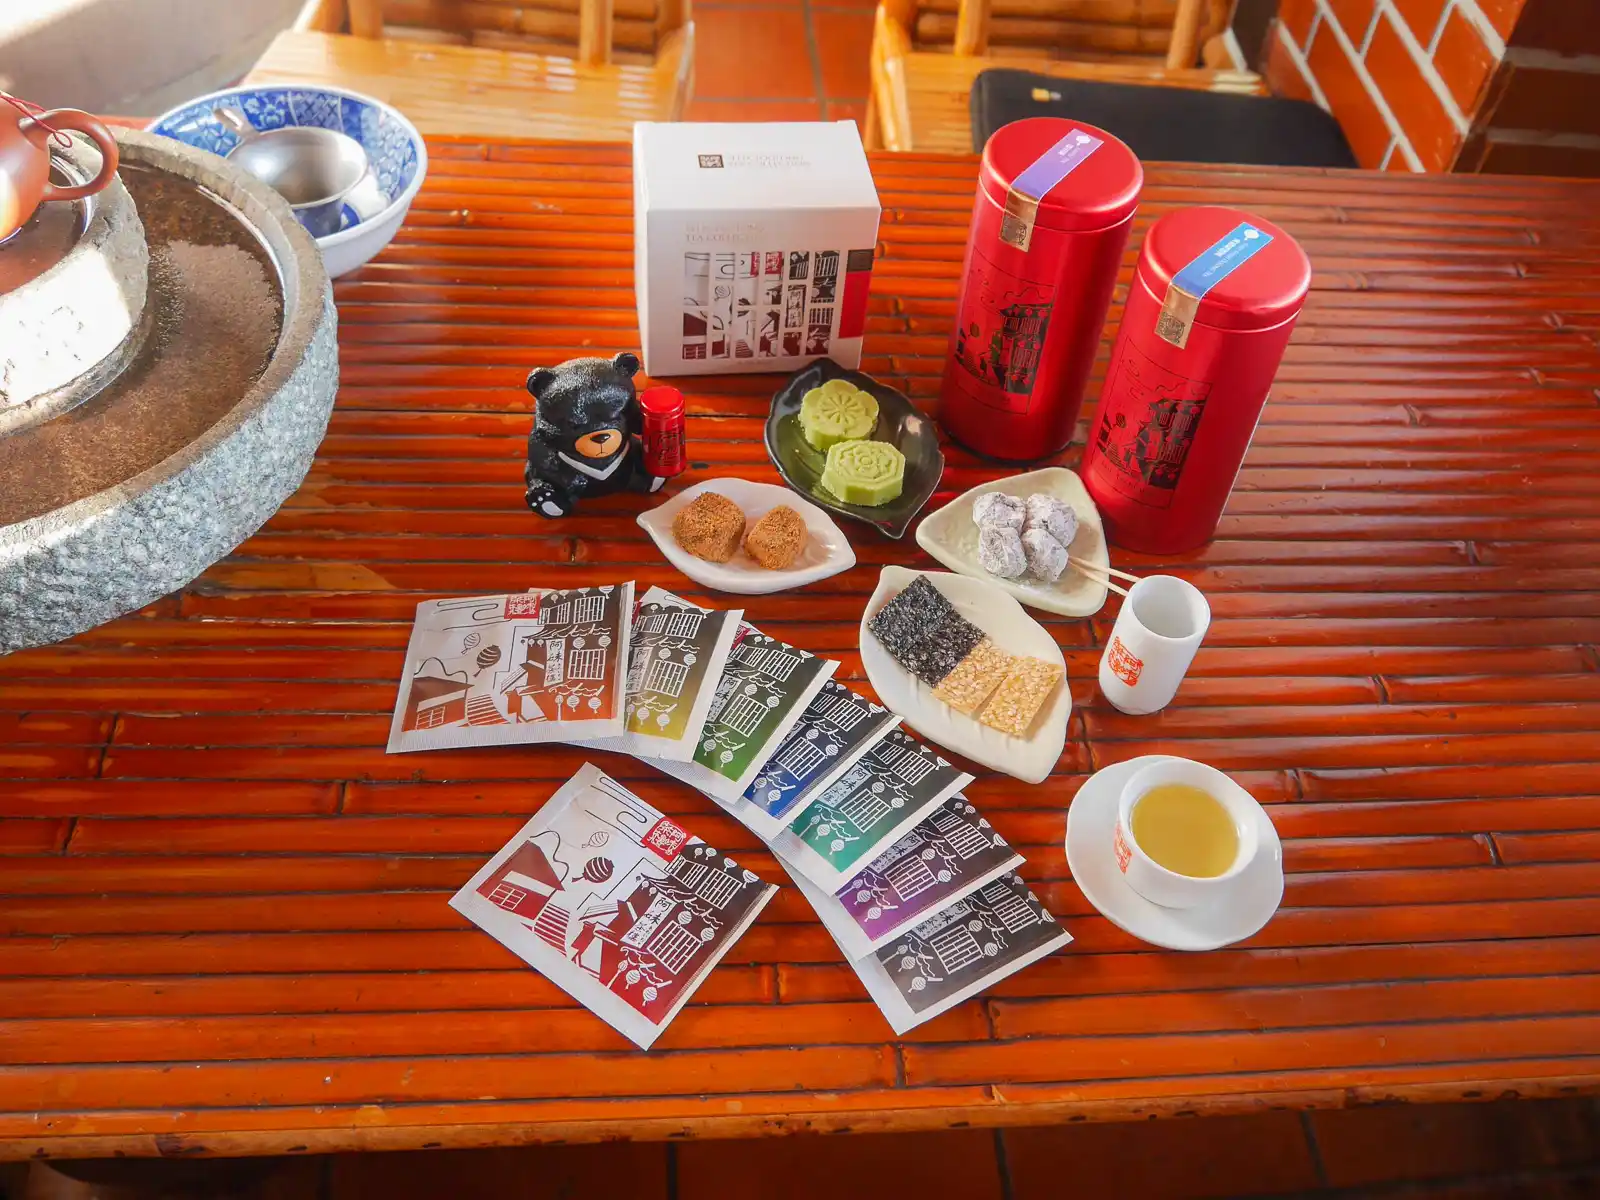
[915,467,1110,617]
[860,566,1069,784]
[638,478,856,595]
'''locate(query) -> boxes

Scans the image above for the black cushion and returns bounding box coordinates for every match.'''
[970,67,1357,168]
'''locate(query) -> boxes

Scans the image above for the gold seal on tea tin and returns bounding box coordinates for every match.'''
[1155,285,1201,350]
[999,187,1040,252]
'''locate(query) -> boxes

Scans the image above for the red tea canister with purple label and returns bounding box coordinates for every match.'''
[1082,205,1312,554]
[938,117,1143,461]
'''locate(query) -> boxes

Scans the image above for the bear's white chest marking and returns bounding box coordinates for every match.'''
[557,450,627,481]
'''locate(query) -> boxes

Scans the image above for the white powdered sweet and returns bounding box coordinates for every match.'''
[978,524,1027,578]
[1024,493,1077,548]
[972,492,1025,532]
[1021,528,1068,583]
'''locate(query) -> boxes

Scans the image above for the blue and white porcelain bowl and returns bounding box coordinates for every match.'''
[148,84,427,277]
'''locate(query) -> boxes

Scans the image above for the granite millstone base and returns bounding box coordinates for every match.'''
[0,131,339,653]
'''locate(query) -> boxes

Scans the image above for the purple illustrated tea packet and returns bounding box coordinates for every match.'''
[798,794,1024,959]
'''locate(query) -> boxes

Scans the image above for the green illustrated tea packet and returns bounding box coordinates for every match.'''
[645,618,836,805]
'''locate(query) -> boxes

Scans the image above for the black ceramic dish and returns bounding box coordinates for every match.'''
[764,360,945,540]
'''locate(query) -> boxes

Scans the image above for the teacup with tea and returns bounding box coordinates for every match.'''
[1113,759,1262,909]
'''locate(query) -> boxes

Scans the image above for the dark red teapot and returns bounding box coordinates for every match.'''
[1,93,120,243]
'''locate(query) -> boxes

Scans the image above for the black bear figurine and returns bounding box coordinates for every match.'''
[523,352,665,518]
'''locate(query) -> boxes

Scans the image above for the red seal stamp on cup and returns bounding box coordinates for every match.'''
[1106,635,1143,687]
[1113,822,1133,873]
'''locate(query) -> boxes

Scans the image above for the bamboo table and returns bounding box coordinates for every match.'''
[4,139,1600,1162]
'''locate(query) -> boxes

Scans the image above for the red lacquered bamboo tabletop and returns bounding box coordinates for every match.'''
[4,138,1600,1161]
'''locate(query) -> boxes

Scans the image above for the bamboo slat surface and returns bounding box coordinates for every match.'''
[4,139,1600,1161]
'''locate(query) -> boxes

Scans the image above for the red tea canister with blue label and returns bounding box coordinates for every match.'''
[938,117,1143,461]
[1082,205,1312,553]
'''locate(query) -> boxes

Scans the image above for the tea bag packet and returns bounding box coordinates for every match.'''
[824,870,1070,1035]
[791,794,1023,960]
[578,587,743,762]
[387,584,634,753]
[450,764,776,1050]
[769,729,973,893]
[647,622,837,805]
[728,680,900,841]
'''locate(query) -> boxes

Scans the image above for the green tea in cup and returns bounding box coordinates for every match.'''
[1130,783,1239,879]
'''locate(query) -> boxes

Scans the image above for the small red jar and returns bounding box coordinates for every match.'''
[939,117,1143,461]
[1082,205,1312,553]
[638,384,687,478]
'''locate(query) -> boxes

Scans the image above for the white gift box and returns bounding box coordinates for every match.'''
[633,121,882,377]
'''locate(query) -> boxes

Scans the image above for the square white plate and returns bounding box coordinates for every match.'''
[638,478,856,595]
[860,566,1070,784]
[915,467,1110,617]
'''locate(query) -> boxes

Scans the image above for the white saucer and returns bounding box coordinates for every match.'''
[860,566,1069,785]
[638,478,855,595]
[1065,755,1284,951]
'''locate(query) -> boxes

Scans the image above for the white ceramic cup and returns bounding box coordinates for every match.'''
[1113,758,1261,909]
[1098,574,1210,715]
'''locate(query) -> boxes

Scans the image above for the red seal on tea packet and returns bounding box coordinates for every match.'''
[642,817,690,861]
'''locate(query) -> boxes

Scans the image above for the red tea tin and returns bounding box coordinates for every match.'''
[938,117,1143,461]
[1082,205,1312,553]
[638,384,688,478]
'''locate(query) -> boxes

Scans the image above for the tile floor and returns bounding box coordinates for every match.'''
[684,0,874,130]
[9,1096,1600,1198]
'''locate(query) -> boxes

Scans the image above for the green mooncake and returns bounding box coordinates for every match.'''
[799,380,879,450]
[820,438,905,507]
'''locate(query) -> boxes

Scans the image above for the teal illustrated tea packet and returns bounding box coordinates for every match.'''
[769,729,972,893]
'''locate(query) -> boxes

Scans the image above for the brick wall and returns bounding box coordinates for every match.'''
[1264,0,1600,176]
[1458,0,1600,176]
[1262,0,1519,170]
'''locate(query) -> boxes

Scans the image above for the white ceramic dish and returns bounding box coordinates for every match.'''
[1065,755,1284,952]
[637,479,856,595]
[859,566,1069,784]
[915,467,1110,617]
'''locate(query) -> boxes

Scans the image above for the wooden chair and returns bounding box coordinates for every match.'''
[245,0,694,142]
[867,0,1264,153]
